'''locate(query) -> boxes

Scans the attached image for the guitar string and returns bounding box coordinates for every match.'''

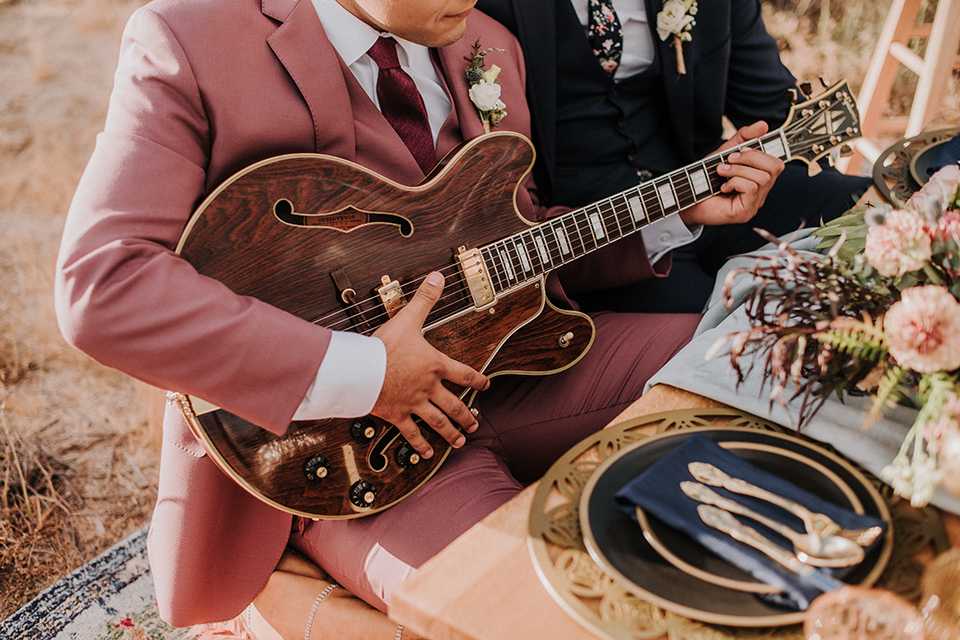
[296,94,847,335]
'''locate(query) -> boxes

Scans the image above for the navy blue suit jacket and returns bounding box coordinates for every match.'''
[475,0,798,202]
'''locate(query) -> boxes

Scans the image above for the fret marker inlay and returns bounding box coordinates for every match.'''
[628,195,644,222]
[763,138,786,159]
[657,183,676,209]
[589,213,605,240]
[515,241,531,272]
[535,235,550,264]
[498,248,515,281]
[690,169,709,194]
[556,226,570,255]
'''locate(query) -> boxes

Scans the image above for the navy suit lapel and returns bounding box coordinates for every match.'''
[645,0,695,162]
[510,0,559,192]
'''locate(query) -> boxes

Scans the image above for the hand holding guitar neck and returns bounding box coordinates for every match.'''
[678,121,785,228]
[371,271,489,459]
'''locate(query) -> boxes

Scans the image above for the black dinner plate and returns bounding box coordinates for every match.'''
[578,427,893,627]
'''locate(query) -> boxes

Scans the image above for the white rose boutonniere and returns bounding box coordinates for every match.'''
[656,0,698,75]
[465,39,507,134]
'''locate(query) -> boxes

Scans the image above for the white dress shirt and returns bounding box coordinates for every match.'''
[294,0,698,420]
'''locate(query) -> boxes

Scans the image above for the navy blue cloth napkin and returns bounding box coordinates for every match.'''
[929,134,960,175]
[613,434,888,610]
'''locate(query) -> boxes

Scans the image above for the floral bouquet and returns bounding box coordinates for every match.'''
[713,164,960,507]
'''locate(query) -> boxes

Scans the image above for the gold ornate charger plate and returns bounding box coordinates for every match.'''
[578,428,892,626]
[526,408,945,640]
[631,436,870,596]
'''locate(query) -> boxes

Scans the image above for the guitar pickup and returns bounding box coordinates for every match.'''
[377,275,406,318]
[456,246,495,307]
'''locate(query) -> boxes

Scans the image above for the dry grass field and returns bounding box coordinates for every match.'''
[0,0,957,621]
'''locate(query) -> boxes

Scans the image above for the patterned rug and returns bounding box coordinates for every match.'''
[0,526,190,640]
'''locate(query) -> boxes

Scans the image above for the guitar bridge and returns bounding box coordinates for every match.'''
[378,275,406,318]
[456,246,495,307]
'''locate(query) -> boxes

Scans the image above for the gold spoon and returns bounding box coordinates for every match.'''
[680,481,865,567]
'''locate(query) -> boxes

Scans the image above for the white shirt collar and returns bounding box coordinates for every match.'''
[309,0,432,70]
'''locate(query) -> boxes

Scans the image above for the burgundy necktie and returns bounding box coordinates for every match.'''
[367,37,436,174]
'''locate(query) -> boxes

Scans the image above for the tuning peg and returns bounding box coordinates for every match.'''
[798,81,813,98]
[839,144,854,157]
[786,88,799,104]
[818,75,831,89]
[807,162,823,177]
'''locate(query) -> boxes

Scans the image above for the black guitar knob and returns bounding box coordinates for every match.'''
[304,455,330,483]
[349,480,377,508]
[350,417,377,443]
[395,443,421,470]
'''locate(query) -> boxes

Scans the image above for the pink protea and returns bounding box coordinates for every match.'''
[884,285,960,373]
[864,209,932,277]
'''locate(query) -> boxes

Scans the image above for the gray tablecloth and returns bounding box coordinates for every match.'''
[646,232,960,514]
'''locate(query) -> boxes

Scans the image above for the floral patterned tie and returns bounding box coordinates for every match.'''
[588,0,624,75]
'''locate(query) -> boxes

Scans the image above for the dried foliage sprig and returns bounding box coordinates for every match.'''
[713,229,895,426]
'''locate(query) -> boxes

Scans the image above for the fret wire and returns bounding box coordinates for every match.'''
[530,227,552,274]
[482,245,505,294]
[625,186,649,227]
[562,214,587,259]
[590,202,612,247]
[579,207,600,252]
[543,221,564,266]
[640,182,662,223]
[598,198,622,243]
[651,177,670,217]
[504,239,522,283]
[672,169,695,208]
[521,230,542,277]
[614,192,636,234]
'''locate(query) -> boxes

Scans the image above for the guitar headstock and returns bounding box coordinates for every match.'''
[781,80,862,174]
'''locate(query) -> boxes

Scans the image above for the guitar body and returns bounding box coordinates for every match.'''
[176,132,594,518]
[173,82,863,518]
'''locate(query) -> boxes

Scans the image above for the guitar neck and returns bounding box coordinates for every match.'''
[479,127,791,295]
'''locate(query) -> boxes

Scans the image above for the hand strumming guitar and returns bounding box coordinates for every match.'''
[371,271,490,459]
[679,121,785,228]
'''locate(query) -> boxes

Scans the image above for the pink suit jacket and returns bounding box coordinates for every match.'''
[55,0,663,626]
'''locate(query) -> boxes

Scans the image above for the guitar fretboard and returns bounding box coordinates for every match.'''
[479,129,789,295]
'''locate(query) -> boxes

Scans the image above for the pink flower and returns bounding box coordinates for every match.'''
[884,285,960,372]
[864,209,932,276]
[939,209,960,242]
[908,164,960,215]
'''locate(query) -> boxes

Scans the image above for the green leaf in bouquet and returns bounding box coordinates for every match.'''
[812,207,868,257]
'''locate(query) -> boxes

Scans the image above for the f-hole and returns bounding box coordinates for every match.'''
[368,425,401,472]
[273,199,413,236]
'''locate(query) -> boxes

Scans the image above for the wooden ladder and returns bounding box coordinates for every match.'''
[844,0,960,173]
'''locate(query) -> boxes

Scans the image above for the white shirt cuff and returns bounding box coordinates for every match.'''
[292,331,386,420]
[641,215,702,264]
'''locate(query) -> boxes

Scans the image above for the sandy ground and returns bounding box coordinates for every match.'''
[0,0,157,618]
[0,0,957,621]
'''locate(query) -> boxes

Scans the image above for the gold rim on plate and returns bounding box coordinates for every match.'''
[577,427,892,627]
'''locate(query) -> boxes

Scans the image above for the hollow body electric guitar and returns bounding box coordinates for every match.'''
[172,81,863,519]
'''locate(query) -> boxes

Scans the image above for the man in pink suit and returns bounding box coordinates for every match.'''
[55,0,782,634]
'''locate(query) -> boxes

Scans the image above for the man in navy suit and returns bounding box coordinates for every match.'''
[477,0,873,312]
